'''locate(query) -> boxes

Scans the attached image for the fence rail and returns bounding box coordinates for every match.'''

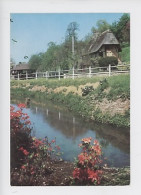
[10,64,130,80]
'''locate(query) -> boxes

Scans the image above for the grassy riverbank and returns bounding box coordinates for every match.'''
[11,74,130,127]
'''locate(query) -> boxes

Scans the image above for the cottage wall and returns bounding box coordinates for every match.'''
[105,45,121,62]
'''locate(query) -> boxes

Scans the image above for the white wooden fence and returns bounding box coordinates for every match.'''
[11,64,130,81]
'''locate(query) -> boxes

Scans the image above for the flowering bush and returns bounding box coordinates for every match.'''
[10,104,32,168]
[11,104,62,185]
[72,137,103,185]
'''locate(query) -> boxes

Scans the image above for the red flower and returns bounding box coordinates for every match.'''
[88,169,102,184]
[55,145,60,150]
[78,153,89,165]
[73,168,80,179]
[19,147,29,155]
[21,165,26,169]
[87,169,98,182]
[30,167,35,175]
[25,120,31,125]
[51,139,55,143]
[19,147,24,151]
[22,149,29,156]
[17,103,26,108]
[10,110,22,119]
[73,168,88,181]
[91,145,101,155]
[81,137,92,144]
[32,138,43,148]
[94,140,99,145]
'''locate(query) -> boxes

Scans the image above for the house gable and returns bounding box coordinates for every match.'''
[88,30,121,55]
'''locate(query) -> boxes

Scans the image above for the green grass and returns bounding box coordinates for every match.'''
[106,74,130,100]
[119,46,130,64]
[11,74,130,127]
[85,74,130,101]
[11,76,104,89]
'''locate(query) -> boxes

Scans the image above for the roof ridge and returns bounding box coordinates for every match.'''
[88,30,120,54]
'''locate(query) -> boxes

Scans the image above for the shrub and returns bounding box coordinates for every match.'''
[72,137,103,185]
[10,104,32,168]
[99,78,109,91]
[98,56,118,67]
[90,57,101,67]
[119,46,130,63]
[11,104,62,185]
[82,86,94,96]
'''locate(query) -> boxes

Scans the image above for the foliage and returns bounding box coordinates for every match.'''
[91,20,110,33]
[110,13,130,44]
[82,86,94,96]
[10,104,32,168]
[119,47,130,63]
[11,104,62,185]
[11,74,130,127]
[99,78,109,92]
[72,138,103,185]
[65,22,79,41]
[39,42,61,71]
[29,53,43,71]
[90,56,101,67]
[98,56,118,67]
[26,14,130,72]
[107,74,130,100]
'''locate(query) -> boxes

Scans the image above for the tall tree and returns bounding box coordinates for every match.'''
[40,42,60,71]
[91,20,110,33]
[29,53,43,70]
[65,22,79,41]
[110,13,130,44]
[65,22,79,68]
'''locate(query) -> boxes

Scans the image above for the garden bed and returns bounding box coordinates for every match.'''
[11,159,130,186]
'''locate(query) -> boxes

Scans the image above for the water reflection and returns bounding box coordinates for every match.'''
[11,98,130,167]
[31,104,130,154]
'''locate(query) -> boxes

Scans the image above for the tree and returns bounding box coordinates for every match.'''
[28,53,43,70]
[91,20,110,34]
[39,42,60,71]
[65,22,79,41]
[110,13,130,44]
[64,22,80,68]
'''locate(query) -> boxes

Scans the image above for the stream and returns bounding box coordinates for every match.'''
[11,98,130,167]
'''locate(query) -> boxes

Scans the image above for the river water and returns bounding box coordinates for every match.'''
[11,98,130,167]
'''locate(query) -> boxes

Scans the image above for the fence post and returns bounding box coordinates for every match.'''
[46,71,48,80]
[109,64,111,77]
[89,66,92,78]
[72,66,74,80]
[36,71,38,80]
[26,71,28,80]
[18,72,19,80]
[58,67,60,80]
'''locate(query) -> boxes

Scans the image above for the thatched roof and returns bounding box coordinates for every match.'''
[88,30,121,54]
[12,63,32,71]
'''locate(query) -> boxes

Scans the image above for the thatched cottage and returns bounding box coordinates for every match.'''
[81,30,121,67]
[88,30,121,58]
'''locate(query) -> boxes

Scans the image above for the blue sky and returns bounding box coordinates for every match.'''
[10,13,124,64]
